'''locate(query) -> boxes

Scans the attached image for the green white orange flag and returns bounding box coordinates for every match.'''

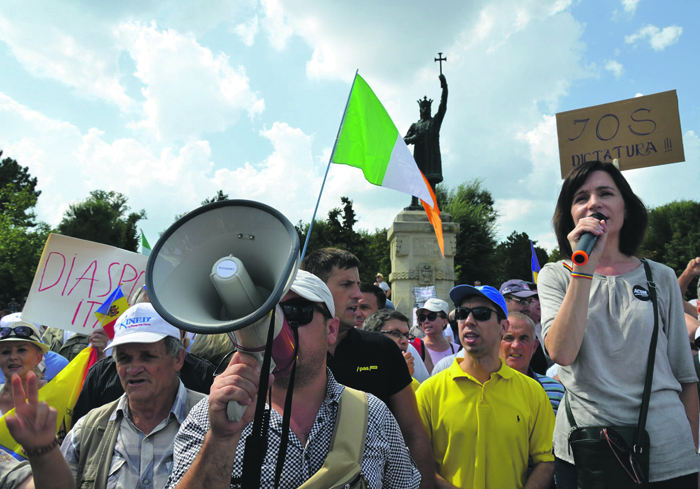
[331,74,444,256]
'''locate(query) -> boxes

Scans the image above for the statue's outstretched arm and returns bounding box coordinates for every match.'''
[435,74,448,124]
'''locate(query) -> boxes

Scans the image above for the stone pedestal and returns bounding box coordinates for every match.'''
[387,211,459,318]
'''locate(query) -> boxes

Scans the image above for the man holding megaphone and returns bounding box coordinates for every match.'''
[166,270,421,489]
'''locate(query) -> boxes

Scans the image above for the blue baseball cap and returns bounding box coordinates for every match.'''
[449,285,508,319]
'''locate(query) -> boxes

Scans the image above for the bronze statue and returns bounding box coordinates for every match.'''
[404,57,447,209]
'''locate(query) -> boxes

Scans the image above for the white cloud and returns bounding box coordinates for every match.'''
[260,0,295,50]
[622,0,641,14]
[118,21,264,142]
[0,7,133,111]
[605,60,624,79]
[625,24,682,51]
[234,15,259,46]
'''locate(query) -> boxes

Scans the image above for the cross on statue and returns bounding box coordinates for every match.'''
[434,52,447,75]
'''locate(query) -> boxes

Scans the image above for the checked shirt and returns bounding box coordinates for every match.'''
[166,370,420,489]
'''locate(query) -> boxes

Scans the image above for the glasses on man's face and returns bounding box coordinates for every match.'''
[380,330,415,341]
[600,428,645,484]
[454,306,499,322]
[417,312,442,323]
[506,296,533,306]
[0,326,36,340]
[280,299,329,328]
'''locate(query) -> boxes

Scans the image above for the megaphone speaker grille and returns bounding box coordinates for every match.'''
[146,200,300,334]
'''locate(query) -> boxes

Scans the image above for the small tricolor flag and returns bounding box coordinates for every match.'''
[94,286,129,339]
[331,74,444,256]
[140,229,151,257]
[531,241,541,284]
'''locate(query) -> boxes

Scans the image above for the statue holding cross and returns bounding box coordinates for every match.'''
[404,53,448,208]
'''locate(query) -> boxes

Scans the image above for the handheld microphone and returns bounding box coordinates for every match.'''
[571,212,607,266]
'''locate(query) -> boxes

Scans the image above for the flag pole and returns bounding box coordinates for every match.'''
[301,70,360,261]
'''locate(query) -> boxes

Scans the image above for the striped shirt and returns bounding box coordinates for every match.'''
[62,380,189,489]
[531,370,565,414]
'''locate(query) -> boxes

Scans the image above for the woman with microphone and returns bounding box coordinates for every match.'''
[539,160,699,488]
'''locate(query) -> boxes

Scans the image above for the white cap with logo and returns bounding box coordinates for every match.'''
[109,303,181,349]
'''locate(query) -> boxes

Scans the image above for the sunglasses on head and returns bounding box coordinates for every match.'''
[0,326,37,340]
[417,311,442,323]
[454,306,500,322]
[280,299,330,328]
[506,296,534,306]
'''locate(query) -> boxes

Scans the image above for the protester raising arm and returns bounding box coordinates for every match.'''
[5,372,74,489]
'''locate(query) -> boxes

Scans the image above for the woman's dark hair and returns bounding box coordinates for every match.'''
[553,161,648,258]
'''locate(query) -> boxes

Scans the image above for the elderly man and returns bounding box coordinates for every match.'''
[500,312,565,414]
[166,270,420,488]
[61,303,205,489]
[416,285,555,489]
[302,248,436,488]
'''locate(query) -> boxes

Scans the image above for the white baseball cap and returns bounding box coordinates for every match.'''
[0,313,40,330]
[418,298,449,316]
[290,270,335,317]
[109,303,180,349]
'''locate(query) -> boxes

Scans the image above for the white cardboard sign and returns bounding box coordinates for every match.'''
[22,234,148,334]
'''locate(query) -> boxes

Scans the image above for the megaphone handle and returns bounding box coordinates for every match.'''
[226,351,266,422]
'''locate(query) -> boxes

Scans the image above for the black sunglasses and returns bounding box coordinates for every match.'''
[0,326,37,340]
[380,330,415,341]
[417,312,443,323]
[454,306,500,322]
[281,299,330,328]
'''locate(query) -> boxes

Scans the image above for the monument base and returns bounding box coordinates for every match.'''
[388,210,459,319]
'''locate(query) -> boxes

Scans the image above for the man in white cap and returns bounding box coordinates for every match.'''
[61,303,205,489]
[167,270,420,488]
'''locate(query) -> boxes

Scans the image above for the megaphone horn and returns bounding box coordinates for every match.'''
[145,200,300,421]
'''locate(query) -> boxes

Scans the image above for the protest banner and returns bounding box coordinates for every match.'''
[22,234,147,334]
[555,90,684,178]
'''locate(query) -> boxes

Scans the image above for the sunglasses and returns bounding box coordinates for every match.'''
[0,326,37,340]
[600,428,645,484]
[280,299,330,328]
[380,330,415,341]
[454,306,500,322]
[506,296,534,306]
[417,312,443,323]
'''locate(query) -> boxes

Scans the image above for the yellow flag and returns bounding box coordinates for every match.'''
[0,347,92,460]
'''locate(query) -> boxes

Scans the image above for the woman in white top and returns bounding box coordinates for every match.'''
[416,299,459,373]
[539,160,699,488]
[0,321,49,417]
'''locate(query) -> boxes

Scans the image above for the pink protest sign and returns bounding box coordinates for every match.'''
[22,234,148,334]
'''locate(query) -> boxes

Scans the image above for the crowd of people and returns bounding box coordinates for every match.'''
[0,160,698,488]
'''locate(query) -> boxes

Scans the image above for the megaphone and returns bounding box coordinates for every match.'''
[145,200,300,421]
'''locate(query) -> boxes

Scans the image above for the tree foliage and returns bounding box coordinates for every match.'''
[0,154,51,301]
[296,197,391,284]
[492,231,548,286]
[641,200,700,299]
[57,190,146,252]
[173,190,230,222]
[436,180,500,286]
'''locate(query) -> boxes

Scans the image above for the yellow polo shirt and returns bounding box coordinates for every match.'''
[416,358,555,489]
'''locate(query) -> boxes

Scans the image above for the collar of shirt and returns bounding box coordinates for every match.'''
[111,379,189,427]
[266,369,342,445]
[449,357,515,384]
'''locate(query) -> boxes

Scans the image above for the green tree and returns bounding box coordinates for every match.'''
[0,151,41,222]
[57,190,146,252]
[436,180,500,286]
[493,231,548,285]
[0,159,51,301]
[173,190,230,222]
[641,200,700,299]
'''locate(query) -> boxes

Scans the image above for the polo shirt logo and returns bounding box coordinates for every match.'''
[633,285,650,302]
[356,366,378,372]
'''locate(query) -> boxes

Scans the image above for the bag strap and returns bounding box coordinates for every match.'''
[565,258,659,454]
[635,258,658,452]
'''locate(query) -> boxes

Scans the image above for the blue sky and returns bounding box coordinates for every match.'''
[0,0,697,255]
